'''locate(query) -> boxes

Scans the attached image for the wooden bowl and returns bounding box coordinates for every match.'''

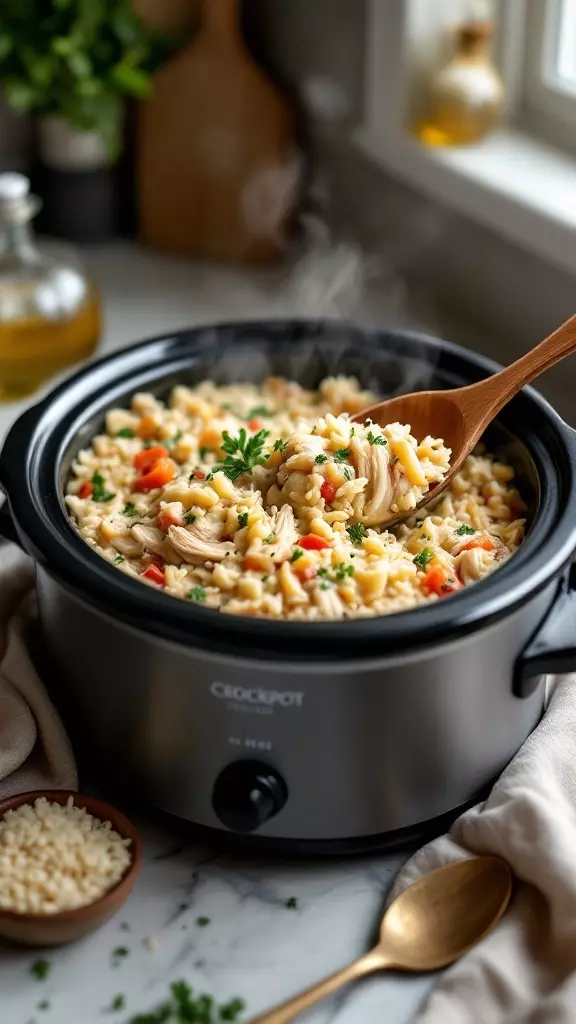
[0,790,142,947]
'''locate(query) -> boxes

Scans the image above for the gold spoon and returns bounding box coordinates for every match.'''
[249,856,512,1024]
[353,312,576,527]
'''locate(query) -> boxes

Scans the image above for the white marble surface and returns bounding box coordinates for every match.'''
[0,244,439,1022]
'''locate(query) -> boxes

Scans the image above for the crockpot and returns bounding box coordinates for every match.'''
[1,320,576,854]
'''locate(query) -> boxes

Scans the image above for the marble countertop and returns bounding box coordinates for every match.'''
[0,243,439,1023]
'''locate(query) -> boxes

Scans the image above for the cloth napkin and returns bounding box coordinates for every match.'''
[0,541,77,799]
[392,674,576,1024]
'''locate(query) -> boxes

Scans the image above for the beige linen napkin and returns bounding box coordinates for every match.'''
[392,674,576,1024]
[0,541,77,798]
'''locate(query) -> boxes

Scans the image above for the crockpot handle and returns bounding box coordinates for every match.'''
[0,498,22,548]
[514,566,576,698]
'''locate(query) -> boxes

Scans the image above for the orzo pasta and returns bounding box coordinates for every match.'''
[65,375,525,620]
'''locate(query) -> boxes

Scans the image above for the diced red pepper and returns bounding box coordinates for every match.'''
[78,482,93,499]
[134,445,169,471]
[157,508,183,532]
[141,564,165,586]
[461,536,495,553]
[320,480,336,504]
[299,534,331,551]
[248,418,263,431]
[422,566,462,597]
[134,457,176,491]
[192,469,205,480]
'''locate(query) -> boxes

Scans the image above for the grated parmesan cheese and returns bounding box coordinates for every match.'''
[0,797,132,914]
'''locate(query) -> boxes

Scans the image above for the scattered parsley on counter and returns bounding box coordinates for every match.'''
[125,981,245,1024]
[213,428,270,481]
[238,512,248,529]
[290,548,304,562]
[111,946,130,966]
[31,959,51,981]
[188,586,207,602]
[91,472,115,503]
[333,448,350,463]
[183,511,197,525]
[37,999,51,1012]
[108,994,126,1012]
[196,916,210,927]
[314,454,328,464]
[285,897,298,909]
[346,523,365,545]
[456,524,476,536]
[122,502,137,517]
[413,548,434,570]
[116,428,135,439]
[367,431,387,446]
[219,998,246,1021]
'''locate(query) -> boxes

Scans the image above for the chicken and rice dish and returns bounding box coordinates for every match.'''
[65,375,526,620]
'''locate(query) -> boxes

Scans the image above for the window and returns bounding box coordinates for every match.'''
[523,0,576,144]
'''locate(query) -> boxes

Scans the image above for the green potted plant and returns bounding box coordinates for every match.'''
[0,0,173,171]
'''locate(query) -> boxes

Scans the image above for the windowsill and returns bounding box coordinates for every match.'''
[353,124,576,278]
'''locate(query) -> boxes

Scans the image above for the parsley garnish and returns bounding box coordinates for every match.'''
[367,431,387,446]
[334,562,355,581]
[183,511,197,525]
[347,523,365,545]
[238,512,248,529]
[31,959,51,981]
[199,446,213,461]
[125,981,245,1024]
[116,428,135,439]
[122,502,137,517]
[196,916,210,927]
[188,586,206,602]
[290,549,304,562]
[315,454,328,464]
[333,448,350,463]
[91,472,115,503]
[37,1000,51,1012]
[166,430,183,449]
[111,946,130,965]
[285,897,298,909]
[456,524,475,536]
[114,553,125,564]
[413,548,434,570]
[220,998,246,1021]
[213,428,270,481]
[109,994,126,1012]
[248,405,273,418]
[273,438,288,453]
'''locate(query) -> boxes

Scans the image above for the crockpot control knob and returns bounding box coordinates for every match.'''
[212,760,288,833]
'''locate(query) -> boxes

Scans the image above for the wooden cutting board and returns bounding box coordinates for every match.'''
[138,0,297,263]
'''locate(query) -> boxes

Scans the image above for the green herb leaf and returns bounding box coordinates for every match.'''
[37,999,51,1012]
[413,548,434,570]
[248,406,273,418]
[334,562,355,581]
[273,438,288,453]
[188,586,206,602]
[116,428,135,439]
[456,524,476,536]
[213,428,270,481]
[314,454,328,464]
[31,959,51,981]
[196,916,210,927]
[114,553,125,564]
[333,448,350,463]
[122,502,137,517]
[290,549,304,562]
[238,512,248,529]
[165,430,183,450]
[91,472,115,503]
[183,511,197,525]
[111,946,130,965]
[199,446,213,461]
[367,431,387,446]
[219,998,246,1021]
[109,994,126,1012]
[285,897,298,909]
[346,523,365,545]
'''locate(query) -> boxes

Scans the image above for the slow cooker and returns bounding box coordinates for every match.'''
[1,320,576,854]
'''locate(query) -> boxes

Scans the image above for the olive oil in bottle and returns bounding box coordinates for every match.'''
[0,173,101,401]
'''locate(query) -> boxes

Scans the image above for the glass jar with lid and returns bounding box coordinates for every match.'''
[0,172,101,401]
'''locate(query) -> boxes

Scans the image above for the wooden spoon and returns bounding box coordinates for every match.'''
[353,312,576,526]
[249,856,512,1024]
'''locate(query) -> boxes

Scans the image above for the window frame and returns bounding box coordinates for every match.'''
[522,0,576,142]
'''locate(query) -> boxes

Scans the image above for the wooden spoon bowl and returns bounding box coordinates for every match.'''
[0,790,142,947]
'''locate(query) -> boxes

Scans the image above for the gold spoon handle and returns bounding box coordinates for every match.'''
[247,948,389,1024]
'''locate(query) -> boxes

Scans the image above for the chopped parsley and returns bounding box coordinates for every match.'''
[111,946,130,965]
[290,548,304,562]
[114,554,125,564]
[183,511,197,525]
[238,512,248,529]
[347,523,366,545]
[342,466,353,480]
[314,454,328,464]
[31,959,51,981]
[196,916,210,927]
[122,502,137,517]
[199,446,213,461]
[261,575,269,583]
[413,548,434,570]
[37,1000,51,1012]
[109,994,126,1012]
[212,428,269,481]
[285,897,298,909]
[334,563,355,581]
[248,405,273,418]
[91,472,115,503]
[273,438,288,453]
[333,448,350,463]
[456,524,476,536]
[188,586,207,602]
[367,431,387,446]
[166,430,183,449]
[115,428,135,439]
[125,981,245,1024]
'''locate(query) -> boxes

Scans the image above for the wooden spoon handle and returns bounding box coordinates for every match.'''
[460,313,576,434]
[247,949,388,1024]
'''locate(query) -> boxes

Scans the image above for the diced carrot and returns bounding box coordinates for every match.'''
[320,480,336,504]
[299,534,331,551]
[461,536,495,552]
[422,566,462,597]
[134,457,176,491]
[137,415,158,440]
[134,445,169,471]
[157,508,183,532]
[141,564,165,586]
[248,418,263,431]
[78,482,93,499]
[244,555,269,572]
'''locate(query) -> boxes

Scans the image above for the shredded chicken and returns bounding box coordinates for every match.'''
[131,524,182,565]
[168,525,235,563]
[314,585,345,619]
[353,441,394,526]
[270,505,298,562]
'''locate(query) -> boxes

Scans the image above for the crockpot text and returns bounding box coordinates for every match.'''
[210,682,304,708]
